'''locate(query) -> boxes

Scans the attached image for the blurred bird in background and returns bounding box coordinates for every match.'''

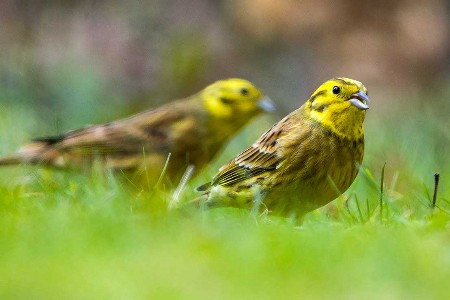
[0,79,275,185]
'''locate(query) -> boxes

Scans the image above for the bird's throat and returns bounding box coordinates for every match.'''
[309,106,365,141]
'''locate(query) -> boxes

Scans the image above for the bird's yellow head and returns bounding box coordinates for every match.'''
[201,78,276,118]
[305,77,369,140]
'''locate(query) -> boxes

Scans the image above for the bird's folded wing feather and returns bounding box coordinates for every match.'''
[35,109,185,154]
[212,117,289,186]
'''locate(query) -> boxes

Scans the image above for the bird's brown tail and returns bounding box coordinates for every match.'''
[0,155,23,166]
[0,142,63,167]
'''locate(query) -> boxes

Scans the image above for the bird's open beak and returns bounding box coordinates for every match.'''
[349,90,369,110]
[258,96,277,112]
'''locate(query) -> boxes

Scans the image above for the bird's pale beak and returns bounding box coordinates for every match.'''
[258,96,277,112]
[349,90,369,110]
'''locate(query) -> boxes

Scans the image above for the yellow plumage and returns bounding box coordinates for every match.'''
[0,79,275,185]
[196,78,369,218]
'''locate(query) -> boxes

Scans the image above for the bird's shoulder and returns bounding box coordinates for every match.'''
[210,109,303,187]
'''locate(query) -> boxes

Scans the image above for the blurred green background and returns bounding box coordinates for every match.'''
[0,1,449,299]
[1,0,448,122]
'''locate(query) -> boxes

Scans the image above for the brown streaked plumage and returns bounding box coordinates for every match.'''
[0,79,275,185]
[195,78,369,218]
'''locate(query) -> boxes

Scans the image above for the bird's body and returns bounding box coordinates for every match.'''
[0,79,275,184]
[196,78,369,218]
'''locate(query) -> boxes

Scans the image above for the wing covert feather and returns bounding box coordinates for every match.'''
[212,116,291,186]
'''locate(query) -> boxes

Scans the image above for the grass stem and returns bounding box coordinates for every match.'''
[432,173,440,208]
[170,165,194,209]
[379,162,386,222]
[155,153,172,189]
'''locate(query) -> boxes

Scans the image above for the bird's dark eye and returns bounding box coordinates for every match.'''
[332,86,340,94]
[240,88,249,96]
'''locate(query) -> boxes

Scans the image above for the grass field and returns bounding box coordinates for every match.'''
[0,85,449,299]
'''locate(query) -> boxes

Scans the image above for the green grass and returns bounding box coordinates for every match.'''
[1,88,449,299]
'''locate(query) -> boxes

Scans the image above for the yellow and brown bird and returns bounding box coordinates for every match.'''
[195,78,369,218]
[0,78,275,184]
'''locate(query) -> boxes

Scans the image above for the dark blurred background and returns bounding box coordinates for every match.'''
[1,0,448,114]
[0,0,449,188]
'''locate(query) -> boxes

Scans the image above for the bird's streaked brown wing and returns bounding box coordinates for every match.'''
[40,107,187,154]
[211,117,289,186]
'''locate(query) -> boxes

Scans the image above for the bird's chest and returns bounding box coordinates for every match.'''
[327,139,363,190]
[266,137,363,216]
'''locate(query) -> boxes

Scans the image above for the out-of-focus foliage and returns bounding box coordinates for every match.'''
[1,0,448,115]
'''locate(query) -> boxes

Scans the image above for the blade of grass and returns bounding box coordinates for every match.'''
[432,173,440,208]
[353,194,364,223]
[379,162,386,222]
[155,152,172,189]
[169,165,194,209]
[343,196,358,223]
[366,198,371,220]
